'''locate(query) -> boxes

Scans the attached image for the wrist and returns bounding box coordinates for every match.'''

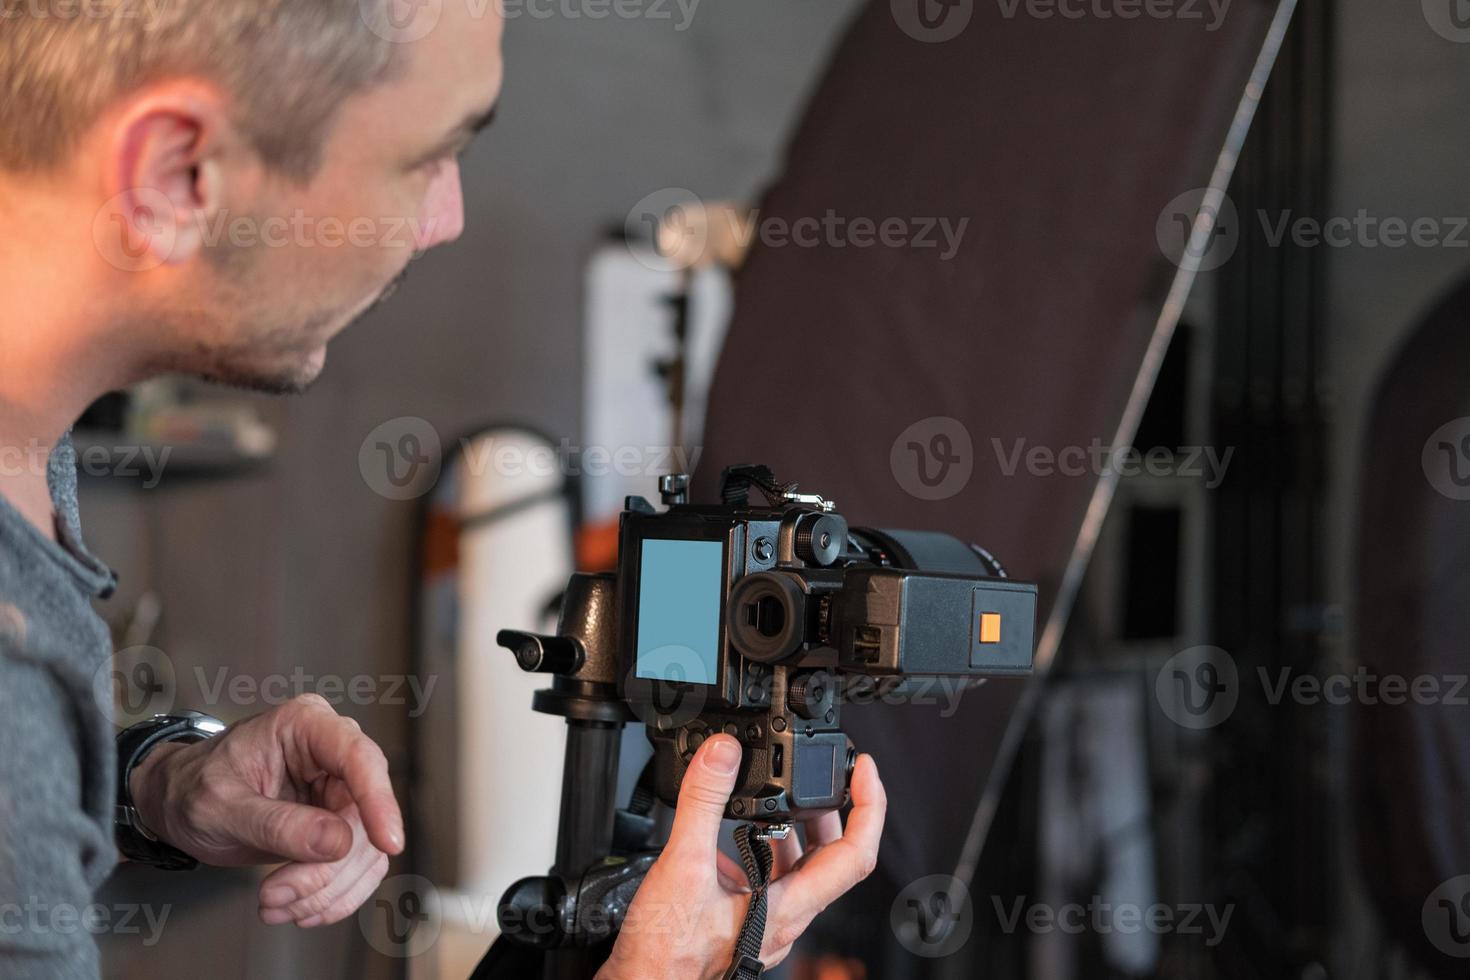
[128,739,191,846]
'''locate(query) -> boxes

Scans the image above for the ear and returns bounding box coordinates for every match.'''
[94,82,246,272]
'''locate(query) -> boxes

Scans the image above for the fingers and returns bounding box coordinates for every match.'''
[766,755,886,940]
[717,850,750,893]
[804,809,844,850]
[289,697,405,856]
[775,809,843,878]
[259,805,386,926]
[234,794,355,863]
[664,735,742,865]
[299,853,389,928]
[772,829,804,877]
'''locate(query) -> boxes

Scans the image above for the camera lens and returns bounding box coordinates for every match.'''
[728,571,807,663]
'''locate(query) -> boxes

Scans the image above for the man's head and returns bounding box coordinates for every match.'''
[0,0,503,393]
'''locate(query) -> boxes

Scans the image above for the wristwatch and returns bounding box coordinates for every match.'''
[115,711,226,870]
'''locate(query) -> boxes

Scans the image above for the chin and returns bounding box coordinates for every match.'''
[198,346,328,396]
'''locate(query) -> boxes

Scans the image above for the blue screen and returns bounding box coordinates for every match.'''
[635,538,723,684]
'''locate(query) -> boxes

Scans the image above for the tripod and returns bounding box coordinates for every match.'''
[469,572,661,980]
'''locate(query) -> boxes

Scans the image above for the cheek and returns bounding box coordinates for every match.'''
[415,160,465,250]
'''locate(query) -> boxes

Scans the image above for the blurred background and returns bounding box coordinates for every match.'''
[82,0,1470,977]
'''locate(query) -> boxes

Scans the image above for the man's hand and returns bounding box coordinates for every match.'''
[129,694,404,928]
[597,734,886,980]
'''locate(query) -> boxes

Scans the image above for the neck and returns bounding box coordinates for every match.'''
[0,189,141,541]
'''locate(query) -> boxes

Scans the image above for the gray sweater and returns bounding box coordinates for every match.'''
[0,436,119,979]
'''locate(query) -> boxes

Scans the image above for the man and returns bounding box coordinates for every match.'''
[0,1,886,977]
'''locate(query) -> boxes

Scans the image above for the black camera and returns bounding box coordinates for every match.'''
[499,464,1036,823]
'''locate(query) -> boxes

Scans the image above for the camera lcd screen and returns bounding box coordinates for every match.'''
[635,538,723,685]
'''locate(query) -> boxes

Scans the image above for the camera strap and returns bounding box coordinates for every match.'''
[723,823,774,980]
[719,463,795,507]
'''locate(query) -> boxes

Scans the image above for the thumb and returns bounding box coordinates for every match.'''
[235,796,354,863]
[666,735,743,863]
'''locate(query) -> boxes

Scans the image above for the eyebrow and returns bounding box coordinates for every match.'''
[413,104,498,167]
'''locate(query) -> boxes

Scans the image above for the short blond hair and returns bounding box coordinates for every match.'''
[0,0,399,178]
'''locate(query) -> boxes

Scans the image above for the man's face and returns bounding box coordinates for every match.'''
[171,1,504,392]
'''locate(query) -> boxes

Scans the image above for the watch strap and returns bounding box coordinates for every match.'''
[115,712,225,870]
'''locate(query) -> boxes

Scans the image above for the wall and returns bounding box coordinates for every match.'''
[1325,1,1470,975]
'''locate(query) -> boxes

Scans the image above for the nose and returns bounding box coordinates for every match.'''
[415,159,465,250]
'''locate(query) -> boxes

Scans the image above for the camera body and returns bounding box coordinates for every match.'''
[613,466,1036,821]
